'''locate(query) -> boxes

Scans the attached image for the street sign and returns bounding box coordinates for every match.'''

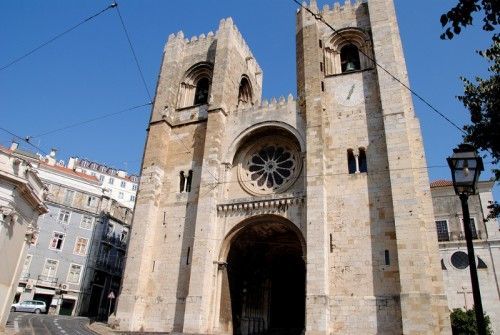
[107,291,115,299]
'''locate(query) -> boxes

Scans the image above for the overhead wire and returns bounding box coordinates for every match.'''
[30,102,152,139]
[0,3,117,73]
[0,126,48,155]
[291,0,467,136]
[114,3,153,102]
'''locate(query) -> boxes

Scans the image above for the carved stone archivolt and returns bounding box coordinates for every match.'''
[238,136,302,196]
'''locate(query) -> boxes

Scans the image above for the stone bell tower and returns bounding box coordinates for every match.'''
[113,0,451,334]
[296,0,450,333]
[112,17,263,332]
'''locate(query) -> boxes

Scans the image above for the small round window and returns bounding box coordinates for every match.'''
[451,251,469,269]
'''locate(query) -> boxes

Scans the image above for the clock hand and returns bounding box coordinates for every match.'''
[346,84,355,100]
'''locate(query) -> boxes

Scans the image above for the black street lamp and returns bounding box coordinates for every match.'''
[447,143,486,335]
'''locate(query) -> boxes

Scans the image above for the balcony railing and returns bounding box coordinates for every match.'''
[37,275,58,287]
[95,259,124,275]
[19,273,30,282]
[439,230,482,242]
[102,234,127,249]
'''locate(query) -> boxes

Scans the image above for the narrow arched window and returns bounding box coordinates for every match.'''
[340,44,361,73]
[194,78,210,105]
[179,171,186,192]
[186,170,193,192]
[347,149,356,174]
[359,148,367,173]
[237,77,253,107]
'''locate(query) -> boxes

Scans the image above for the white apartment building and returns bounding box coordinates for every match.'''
[70,158,139,209]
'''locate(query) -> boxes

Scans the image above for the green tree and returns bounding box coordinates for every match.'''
[450,308,493,334]
[441,1,499,218]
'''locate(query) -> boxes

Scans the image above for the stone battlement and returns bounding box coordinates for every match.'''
[233,93,295,113]
[166,17,262,76]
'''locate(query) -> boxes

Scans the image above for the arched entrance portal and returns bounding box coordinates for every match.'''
[226,220,305,335]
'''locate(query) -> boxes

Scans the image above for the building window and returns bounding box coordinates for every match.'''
[42,259,58,278]
[324,28,373,76]
[178,62,213,108]
[435,220,450,242]
[179,171,186,192]
[451,251,469,269]
[130,195,136,202]
[86,196,96,207]
[186,170,193,192]
[74,237,89,255]
[58,210,71,224]
[358,148,367,173]
[347,148,367,174]
[49,232,65,250]
[120,180,126,188]
[340,44,361,72]
[118,192,124,199]
[120,229,128,243]
[194,77,210,105]
[132,184,138,191]
[237,76,253,108]
[461,218,479,240]
[80,215,94,230]
[109,177,114,185]
[106,223,115,237]
[99,175,105,182]
[67,264,82,284]
[347,149,356,174]
[22,255,32,277]
[64,190,75,206]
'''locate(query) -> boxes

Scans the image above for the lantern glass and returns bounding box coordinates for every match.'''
[447,144,484,195]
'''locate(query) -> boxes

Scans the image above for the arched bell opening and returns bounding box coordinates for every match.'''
[220,217,305,335]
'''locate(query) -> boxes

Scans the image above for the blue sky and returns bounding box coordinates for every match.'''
[0,1,497,198]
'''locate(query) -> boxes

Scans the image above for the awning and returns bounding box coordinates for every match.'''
[34,287,55,295]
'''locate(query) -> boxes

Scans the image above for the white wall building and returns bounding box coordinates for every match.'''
[70,158,139,209]
[0,145,47,330]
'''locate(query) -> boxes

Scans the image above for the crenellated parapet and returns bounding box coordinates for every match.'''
[233,93,296,114]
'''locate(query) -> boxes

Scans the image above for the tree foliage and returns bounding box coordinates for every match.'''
[450,308,493,334]
[440,0,499,40]
[441,1,499,218]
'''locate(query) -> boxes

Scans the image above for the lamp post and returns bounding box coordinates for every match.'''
[447,143,486,335]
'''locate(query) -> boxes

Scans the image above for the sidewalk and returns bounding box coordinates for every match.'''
[87,321,116,335]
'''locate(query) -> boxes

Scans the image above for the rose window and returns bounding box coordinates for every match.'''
[239,137,301,195]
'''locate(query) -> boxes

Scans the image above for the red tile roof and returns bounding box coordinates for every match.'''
[430,179,453,188]
[41,162,99,183]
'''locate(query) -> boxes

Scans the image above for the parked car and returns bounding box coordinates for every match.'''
[10,300,47,314]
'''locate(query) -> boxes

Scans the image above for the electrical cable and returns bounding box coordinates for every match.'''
[30,102,152,139]
[114,3,153,102]
[0,126,48,155]
[0,3,117,73]
[291,0,467,136]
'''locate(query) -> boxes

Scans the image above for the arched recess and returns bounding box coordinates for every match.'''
[177,62,213,108]
[324,27,374,75]
[237,75,253,108]
[216,215,306,335]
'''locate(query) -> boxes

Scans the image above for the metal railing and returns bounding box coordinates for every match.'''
[37,275,58,287]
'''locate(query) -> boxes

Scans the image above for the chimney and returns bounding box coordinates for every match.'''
[67,157,77,170]
[49,148,57,158]
[10,141,19,151]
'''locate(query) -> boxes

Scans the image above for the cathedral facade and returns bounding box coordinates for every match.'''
[113,0,452,333]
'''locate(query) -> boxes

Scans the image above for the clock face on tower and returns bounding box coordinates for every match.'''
[335,79,364,107]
